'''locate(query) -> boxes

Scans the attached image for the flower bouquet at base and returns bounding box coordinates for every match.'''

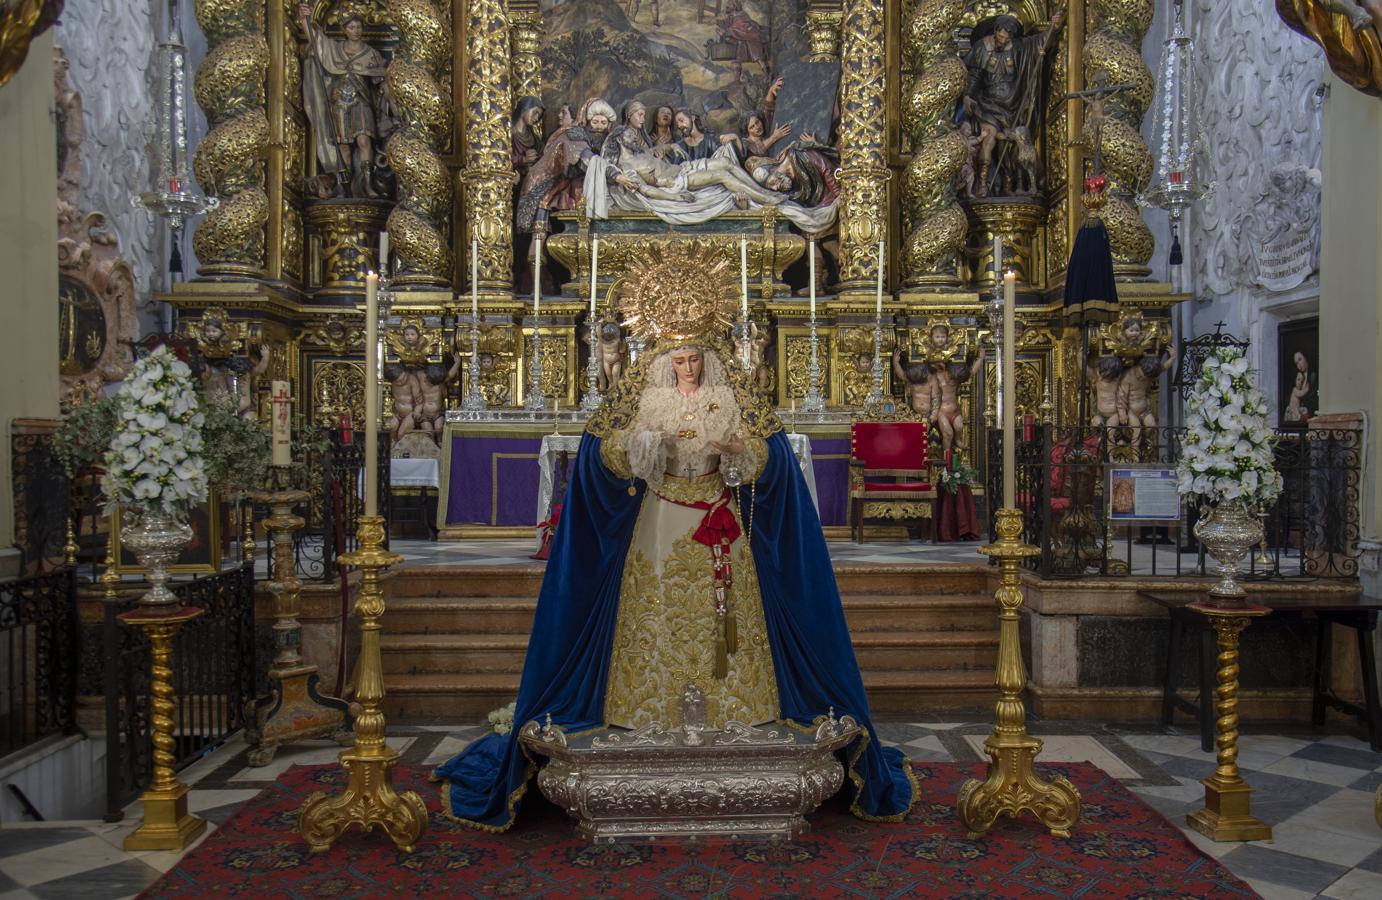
[103,346,209,606]
[1176,346,1282,602]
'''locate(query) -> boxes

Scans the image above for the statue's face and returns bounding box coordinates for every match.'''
[993,27,1012,49]
[558,106,574,128]
[1295,351,1307,372]
[344,19,363,41]
[403,326,420,346]
[1121,319,1143,342]
[656,107,673,126]
[930,326,948,347]
[674,112,692,135]
[670,351,703,388]
[628,107,646,129]
[588,114,610,133]
[746,114,764,138]
[204,321,224,343]
[523,106,544,128]
[479,353,495,372]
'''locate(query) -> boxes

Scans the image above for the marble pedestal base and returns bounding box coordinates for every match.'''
[519,714,862,843]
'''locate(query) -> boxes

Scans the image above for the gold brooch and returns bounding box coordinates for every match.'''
[708,402,720,413]
[681,411,696,421]
[677,429,698,439]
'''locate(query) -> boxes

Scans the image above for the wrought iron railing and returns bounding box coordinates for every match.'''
[987,424,1363,579]
[0,568,79,759]
[103,561,257,821]
[275,429,391,582]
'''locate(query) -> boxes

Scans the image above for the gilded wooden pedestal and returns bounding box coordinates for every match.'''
[119,605,208,851]
[1185,601,1273,842]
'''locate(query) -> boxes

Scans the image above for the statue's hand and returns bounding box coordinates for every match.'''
[963,96,979,119]
[710,437,747,456]
[298,2,311,24]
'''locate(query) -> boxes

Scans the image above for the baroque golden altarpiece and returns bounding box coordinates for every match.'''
[163,0,1181,463]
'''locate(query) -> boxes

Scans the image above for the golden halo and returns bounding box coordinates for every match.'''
[617,244,738,351]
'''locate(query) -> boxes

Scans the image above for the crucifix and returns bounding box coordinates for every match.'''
[1065,73,1136,177]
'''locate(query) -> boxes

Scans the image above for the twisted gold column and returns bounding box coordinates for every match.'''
[120,605,208,850]
[899,0,968,289]
[298,516,427,853]
[191,0,270,278]
[462,0,517,297]
[835,0,889,296]
[1083,0,1154,275]
[957,509,1081,837]
[384,0,453,288]
[1185,601,1273,842]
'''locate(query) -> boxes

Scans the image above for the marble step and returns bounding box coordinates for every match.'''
[379,629,999,676]
[383,593,998,636]
[387,563,991,601]
[382,668,996,722]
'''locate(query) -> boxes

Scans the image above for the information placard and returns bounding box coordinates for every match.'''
[1107,465,1182,523]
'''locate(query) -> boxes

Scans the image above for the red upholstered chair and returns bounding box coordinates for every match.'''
[849,420,934,543]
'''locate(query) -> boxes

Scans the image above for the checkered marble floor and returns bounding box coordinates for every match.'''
[3,720,1378,899]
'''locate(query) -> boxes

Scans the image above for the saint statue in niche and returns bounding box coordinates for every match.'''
[298,4,392,199]
[959,7,1066,198]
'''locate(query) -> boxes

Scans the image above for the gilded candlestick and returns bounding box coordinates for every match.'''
[298,515,427,852]
[957,508,1081,837]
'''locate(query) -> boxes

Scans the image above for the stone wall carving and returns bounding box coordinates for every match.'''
[1191,0,1325,299]
[54,2,159,299]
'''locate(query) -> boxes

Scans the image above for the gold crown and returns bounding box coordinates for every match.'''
[618,245,737,350]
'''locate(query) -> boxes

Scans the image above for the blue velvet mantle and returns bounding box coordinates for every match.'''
[434,430,918,829]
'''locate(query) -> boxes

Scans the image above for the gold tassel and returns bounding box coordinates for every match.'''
[724,599,737,654]
[714,620,728,679]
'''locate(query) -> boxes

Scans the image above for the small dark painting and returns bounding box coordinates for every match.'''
[1277,317,1318,429]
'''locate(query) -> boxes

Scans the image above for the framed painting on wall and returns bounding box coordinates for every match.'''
[1277,317,1318,429]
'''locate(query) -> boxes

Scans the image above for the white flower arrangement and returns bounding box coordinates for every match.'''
[102,345,208,516]
[1177,346,1282,509]
[487,701,517,735]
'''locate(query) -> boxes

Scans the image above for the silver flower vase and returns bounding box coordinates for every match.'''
[121,508,194,607]
[1193,499,1264,603]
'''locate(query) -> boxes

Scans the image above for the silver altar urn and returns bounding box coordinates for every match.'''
[121,508,193,607]
[1194,500,1263,603]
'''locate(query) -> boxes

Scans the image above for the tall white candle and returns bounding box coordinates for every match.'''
[470,238,479,321]
[1002,269,1017,510]
[533,232,542,318]
[875,239,885,319]
[271,380,292,467]
[364,272,379,517]
[589,237,599,320]
[379,231,389,274]
[992,235,1003,286]
[740,238,749,319]
[808,241,817,319]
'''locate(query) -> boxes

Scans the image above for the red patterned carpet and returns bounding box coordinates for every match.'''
[140,762,1254,898]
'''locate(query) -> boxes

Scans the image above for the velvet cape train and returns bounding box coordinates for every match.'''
[434,430,918,829]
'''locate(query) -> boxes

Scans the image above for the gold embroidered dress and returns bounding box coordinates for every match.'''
[600,364,779,729]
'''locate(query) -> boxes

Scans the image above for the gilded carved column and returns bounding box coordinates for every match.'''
[384,0,453,288]
[899,0,968,289]
[192,0,270,278]
[462,0,516,295]
[1084,0,1155,275]
[835,0,890,295]
[509,3,542,103]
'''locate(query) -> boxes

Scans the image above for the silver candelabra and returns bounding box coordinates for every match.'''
[801,314,826,416]
[524,320,547,413]
[459,313,486,417]
[581,317,603,411]
[864,316,886,409]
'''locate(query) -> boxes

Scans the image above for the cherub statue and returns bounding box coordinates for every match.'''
[922,324,981,459]
[892,347,934,421]
[747,319,773,395]
[384,321,459,443]
[1118,344,1177,447]
[1086,354,1125,428]
[594,321,627,392]
[187,308,268,419]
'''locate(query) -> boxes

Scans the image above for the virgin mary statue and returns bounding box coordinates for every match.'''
[435,248,918,829]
